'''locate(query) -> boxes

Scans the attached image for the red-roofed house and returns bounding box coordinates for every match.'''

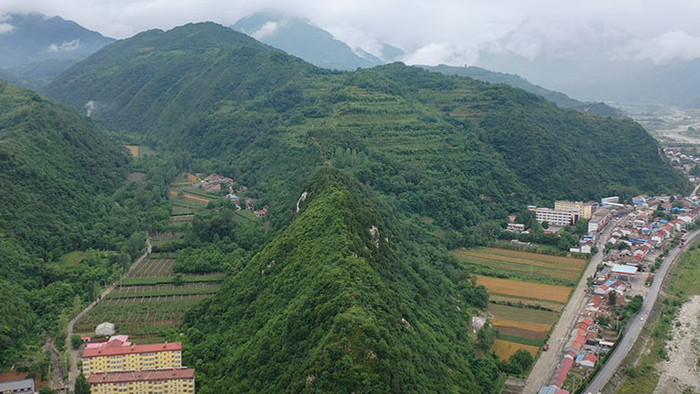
[82,342,182,377]
[575,354,598,368]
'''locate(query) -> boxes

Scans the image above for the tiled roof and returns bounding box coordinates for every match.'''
[83,342,181,358]
[88,368,194,384]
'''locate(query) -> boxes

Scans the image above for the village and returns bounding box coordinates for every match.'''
[523,149,700,394]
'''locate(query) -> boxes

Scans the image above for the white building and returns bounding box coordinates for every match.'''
[531,207,574,226]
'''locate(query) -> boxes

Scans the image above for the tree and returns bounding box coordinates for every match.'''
[71,334,83,350]
[75,373,90,394]
[39,387,56,394]
[541,221,549,230]
[508,349,534,374]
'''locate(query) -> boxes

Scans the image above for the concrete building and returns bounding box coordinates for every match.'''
[0,378,34,393]
[88,368,195,394]
[531,207,575,226]
[82,342,183,377]
[555,200,593,220]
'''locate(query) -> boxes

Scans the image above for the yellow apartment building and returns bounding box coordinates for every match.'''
[87,368,195,393]
[82,342,182,377]
[554,200,593,220]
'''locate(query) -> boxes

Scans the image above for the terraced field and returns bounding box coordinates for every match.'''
[452,247,589,362]
[74,256,223,343]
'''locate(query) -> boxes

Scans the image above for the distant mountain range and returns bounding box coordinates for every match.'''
[232,12,403,71]
[475,20,700,108]
[0,13,114,89]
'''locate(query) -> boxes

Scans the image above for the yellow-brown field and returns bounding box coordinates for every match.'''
[169,190,211,203]
[476,275,571,304]
[124,144,139,157]
[492,339,539,360]
[491,319,551,334]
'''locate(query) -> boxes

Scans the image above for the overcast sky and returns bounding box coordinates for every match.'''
[2,0,700,66]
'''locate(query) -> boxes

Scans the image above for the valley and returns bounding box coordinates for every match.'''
[0,15,699,394]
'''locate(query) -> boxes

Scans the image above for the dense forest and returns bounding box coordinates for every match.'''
[0,80,186,366]
[183,167,502,393]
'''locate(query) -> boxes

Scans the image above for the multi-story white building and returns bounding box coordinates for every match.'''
[531,207,574,226]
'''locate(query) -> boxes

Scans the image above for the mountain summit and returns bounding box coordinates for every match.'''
[232,12,403,70]
[0,13,114,88]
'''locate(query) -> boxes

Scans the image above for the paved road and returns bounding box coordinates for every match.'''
[523,217,621,394]
[64,235,151,393]
[582,229,700,394]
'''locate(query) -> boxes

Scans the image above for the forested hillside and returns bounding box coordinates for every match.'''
[183,168,499,393]
[45,22,689,242]
[0,80,176,366]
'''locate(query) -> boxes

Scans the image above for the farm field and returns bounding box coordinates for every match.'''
[492,339,540,360]
[74,252,223,343]
[452,247,588,362]
[450,247,587,284]
[476,275,572,304]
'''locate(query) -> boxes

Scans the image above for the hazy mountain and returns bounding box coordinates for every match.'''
[475,20,700,107]
[232,12,403,70]
[420,64,625,117]
[0,13,114,89]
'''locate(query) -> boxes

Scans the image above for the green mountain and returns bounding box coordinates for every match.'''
[0,80,132,364]
[46,22,688,232]
[183,167,498,393]
[421,64,626,117]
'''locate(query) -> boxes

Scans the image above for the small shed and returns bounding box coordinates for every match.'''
[95,322,115,336]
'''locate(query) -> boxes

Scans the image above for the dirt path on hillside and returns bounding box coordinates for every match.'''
[654,295,700,394]
[64,234,152,392]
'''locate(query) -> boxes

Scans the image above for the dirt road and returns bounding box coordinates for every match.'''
[64,235,151,392]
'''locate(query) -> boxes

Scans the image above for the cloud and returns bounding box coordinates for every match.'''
[402,42,474,66]
[48,39,83,52]
[633,31,700,64]
[0,22,13,34]
[251,21,281,40]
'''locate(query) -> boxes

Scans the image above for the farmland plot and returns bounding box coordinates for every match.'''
[451,247,589,362]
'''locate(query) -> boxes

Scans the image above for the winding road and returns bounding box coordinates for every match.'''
[63,235,151,392]
[582,229,700,394]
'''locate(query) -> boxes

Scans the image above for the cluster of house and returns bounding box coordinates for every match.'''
[539,193,700,393]
[80,325,194,393]
[193,173,235,192]
[665,147,700,183]
[540,282,622,393]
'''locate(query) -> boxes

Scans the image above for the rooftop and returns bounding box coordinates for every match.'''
[87,368,194,385]
[83,342,181,358]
